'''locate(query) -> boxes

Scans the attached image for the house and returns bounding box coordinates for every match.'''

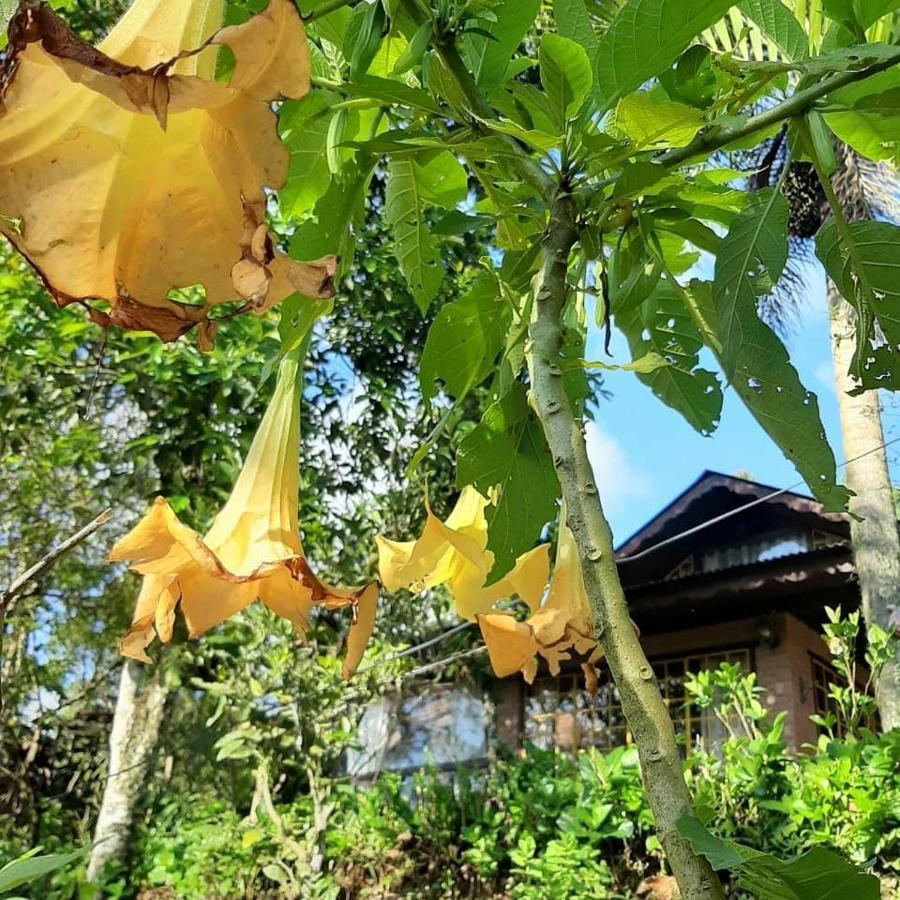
[350,471,861,778]
[496,471,858,754]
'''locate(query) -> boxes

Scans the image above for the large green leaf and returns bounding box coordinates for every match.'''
[713,189,788,372]
[539,34,593,129]
[738,0,809,61]
[678,817,881,900]
[617,282,723,435]
[816,219,900,390]
[553,0,599,57]
[278,92,335,219]
[462,0,541,93]
[611,92,705,149]
[687,285,845,511]
[420,275,510,401]
[415,152,469,210]
[0,848,87,894]
[456,382,559,578]
[384,158,445,312]
[593,0,734,112]
[823,0,900,31]
[826,68,900,163]
[706,190,847,508]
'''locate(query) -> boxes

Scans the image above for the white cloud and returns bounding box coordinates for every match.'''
[584,422,653,514]
[813,360,836,395]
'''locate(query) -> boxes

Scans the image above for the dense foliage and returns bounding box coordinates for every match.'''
[3,654,897,899]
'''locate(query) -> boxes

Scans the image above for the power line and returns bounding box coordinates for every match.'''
[617,434,900,563]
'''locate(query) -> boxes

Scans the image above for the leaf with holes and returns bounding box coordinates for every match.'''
[385,158,445,312]
[690,279,848,510]
[456,382,559,579]
[617,282,723,434]
[816,219,900,391]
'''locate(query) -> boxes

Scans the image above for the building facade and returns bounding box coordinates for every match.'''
[496,471,859,754]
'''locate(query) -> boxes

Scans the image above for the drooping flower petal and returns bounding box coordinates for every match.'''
[108,350,377,677]
[0,0,334,342]
[376,486,550,621]
[477,511,616,687]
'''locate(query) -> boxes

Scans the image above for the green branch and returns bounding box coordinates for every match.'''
[304,0,362,22]
[525,190,724,900]
[587,48,900,195]
[395,0,554,199]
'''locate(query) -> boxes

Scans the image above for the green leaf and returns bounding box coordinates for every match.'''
[676,816,744,871]
[707,191,847,508]
[539,34,593,129]
[611,92,705,149]
[713,189,788,373]
[738,0,808,62]
[393,19,433,74]
[288,163,372,264]
[678,817,881,900]
[462,0,541,93]
[608,234,663,313]
[815,219,900,390]
[347,0,386,81]
[420,275,510,401]
[0,848,87,894]
[423,51,472,115]
[335,75,444,115]
[278,92,335,219]
[657,45,718,108]
[384,158,444,312]
[415,152,468,210]
[616,282,723,434]
[553,0,598,57]
[456,382,559,578]
[826,68,900,163]
[575,351,668,373]
[823,0,900,31]
[593,0,734,112]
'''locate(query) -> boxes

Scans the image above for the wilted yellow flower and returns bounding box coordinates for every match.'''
[0,0,334,343]
[478,514,602,686]
[376,486,549,621]
[108,350,377,678]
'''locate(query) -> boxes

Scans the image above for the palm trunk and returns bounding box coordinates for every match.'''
[829,284,900,730]
[87,661,168,882]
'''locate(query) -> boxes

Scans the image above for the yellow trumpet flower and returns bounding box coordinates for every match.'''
[0,0,334,343]
[108,350,377,678]
[376,486,550,621]
[478,513,602,686]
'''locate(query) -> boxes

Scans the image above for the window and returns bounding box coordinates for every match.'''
[701,531,809,573]
[524,648,752,753]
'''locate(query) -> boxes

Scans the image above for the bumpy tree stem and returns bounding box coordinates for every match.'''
[525,190,723,900]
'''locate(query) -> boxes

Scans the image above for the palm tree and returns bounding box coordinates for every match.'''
[704,6,900,728]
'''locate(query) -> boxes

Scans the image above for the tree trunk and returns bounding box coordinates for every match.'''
[829,284,900,730]
[526,191,723,900]
[87,661,168,882]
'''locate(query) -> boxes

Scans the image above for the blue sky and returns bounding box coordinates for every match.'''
[583,263,900,547]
